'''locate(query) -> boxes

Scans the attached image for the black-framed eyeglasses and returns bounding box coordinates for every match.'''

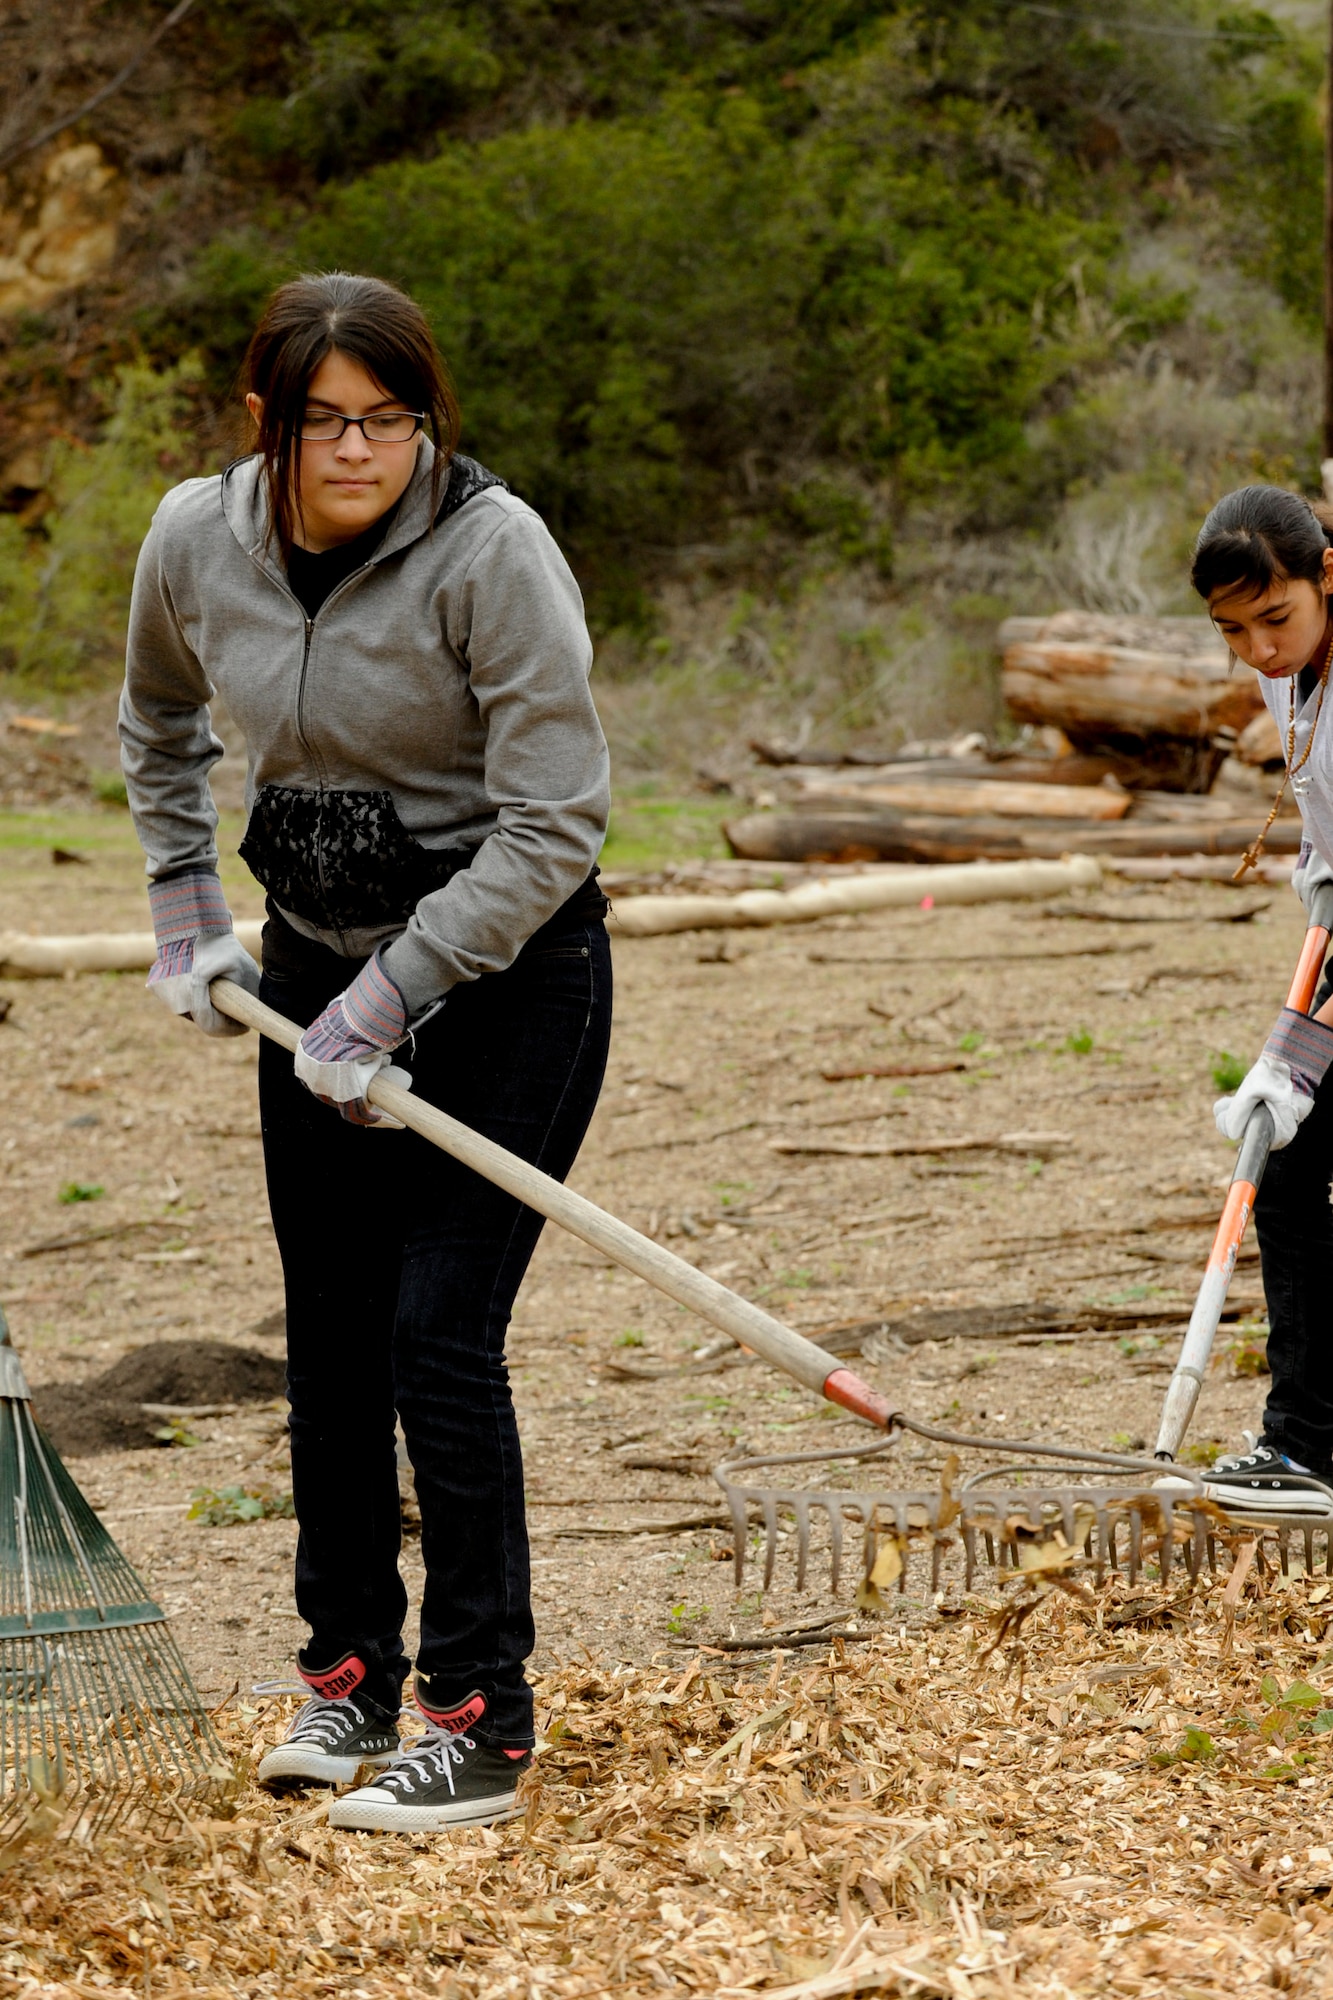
[299,409,427,443]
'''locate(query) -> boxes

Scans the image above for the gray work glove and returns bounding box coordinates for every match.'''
[146,868,261,1038]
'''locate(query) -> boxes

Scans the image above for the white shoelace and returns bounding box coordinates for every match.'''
[374,1727,474,1796]
[280,1695,368,1748]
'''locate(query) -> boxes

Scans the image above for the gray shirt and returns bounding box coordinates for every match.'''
[118,442,610,1013]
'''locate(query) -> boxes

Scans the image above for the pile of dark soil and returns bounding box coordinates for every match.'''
[32,1340,287,1457]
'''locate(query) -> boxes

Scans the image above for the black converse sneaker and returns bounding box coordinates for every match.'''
[1202,1438,1333,1519]
[328,1688,532,1832]
[256,1653,400,1787]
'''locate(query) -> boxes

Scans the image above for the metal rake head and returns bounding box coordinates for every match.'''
[0,1325,236,1839]
[714,1412,1333,1601]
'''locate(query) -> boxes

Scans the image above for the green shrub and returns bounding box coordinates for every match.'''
[0,360,202,688]
[295,53,1117,595]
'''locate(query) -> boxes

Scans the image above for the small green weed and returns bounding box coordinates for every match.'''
[957,1030,986,1054]
[1151,1725,1216,1766]
[188,1484,295,1526]
[1211,1052,1246,1094]
[713,1180,752,1207]
[1182,1440,1222,1468]
[91,770,129,809]
[666,1601,707,1636]
[58,1181,103,1205]
[152,1418,200,1448]
[1117,1334,1161,1359]
[615,1328,645,1348]
[1063,1029,1094,1056]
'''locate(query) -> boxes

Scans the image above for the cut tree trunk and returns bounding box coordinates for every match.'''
[782,776,1131,820]
[998,610,1262,793]
[1003,639,1263,740]
[722,811,1302,866]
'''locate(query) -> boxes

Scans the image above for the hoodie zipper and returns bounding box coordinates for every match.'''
[254,557,380,952]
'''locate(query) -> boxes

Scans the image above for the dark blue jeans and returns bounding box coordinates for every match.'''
[1254,960,1333,1476]
[257,908,612,1744]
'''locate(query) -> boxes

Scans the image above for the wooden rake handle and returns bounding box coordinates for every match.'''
[1154,880,1333,1462]
[209,978,893,1429]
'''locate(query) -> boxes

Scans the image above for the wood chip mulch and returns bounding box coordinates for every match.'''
[6,1558,1333,1998]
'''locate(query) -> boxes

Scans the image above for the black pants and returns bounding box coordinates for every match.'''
[1254,960,1333,1475]
[257,909,612,1744]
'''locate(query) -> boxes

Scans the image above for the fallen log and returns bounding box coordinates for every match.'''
[771,1131,1073,1159]
[609,855,1101,936]
[820,1059,968,1081]
[0,920,265,978]
[722,811,1302,866]
[998,610,1262,793]
[1004,638,1261,740]
[1104,855,1293,884]
[780,775,1131,820]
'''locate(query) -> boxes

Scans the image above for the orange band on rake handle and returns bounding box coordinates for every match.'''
[1286,923,1332,1013]
[822,1368,894,1428]
[1207,1178,1256,1284]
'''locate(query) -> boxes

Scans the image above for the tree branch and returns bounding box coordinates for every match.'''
[0,0,203,176]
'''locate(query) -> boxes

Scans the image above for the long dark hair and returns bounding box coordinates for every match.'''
[242,272,461,551]
[1191,484,1333,602]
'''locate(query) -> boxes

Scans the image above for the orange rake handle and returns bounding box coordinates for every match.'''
[1154,881,1333,1461]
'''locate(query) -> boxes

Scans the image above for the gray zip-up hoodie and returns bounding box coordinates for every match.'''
[118,443,610,1014]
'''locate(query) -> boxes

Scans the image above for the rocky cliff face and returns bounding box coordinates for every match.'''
[0,143,124,315]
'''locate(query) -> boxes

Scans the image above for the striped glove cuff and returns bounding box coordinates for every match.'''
[339,948,409,1052]
[147,868,233,946]
[1263,1008,1333,1101]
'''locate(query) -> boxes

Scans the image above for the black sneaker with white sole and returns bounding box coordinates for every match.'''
[256,1653,400,1787]
[329,1688,532,1832]
[1202,1440,1333,1519]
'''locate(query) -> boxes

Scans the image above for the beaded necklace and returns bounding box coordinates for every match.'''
[1233,623,1333,881]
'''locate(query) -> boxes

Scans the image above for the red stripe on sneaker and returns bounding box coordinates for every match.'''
[299,1652,367,1701]
[418,1690,487,1734]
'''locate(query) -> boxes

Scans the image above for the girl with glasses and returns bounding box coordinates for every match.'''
[119,270,612,1832]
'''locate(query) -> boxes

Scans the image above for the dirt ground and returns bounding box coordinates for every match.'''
[3,810,1333,1996]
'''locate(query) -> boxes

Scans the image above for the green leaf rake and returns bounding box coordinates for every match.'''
[0,1307,234,1841]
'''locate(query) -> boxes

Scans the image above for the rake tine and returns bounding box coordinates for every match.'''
[1129,1509,1142,1585]
[728,1485,749,1588]
[1278,1528,1290,1578]
[962,1519,978,1590]
[761,1491,781,1591]
[822,1499,843,1596]
[792,1497,811,1595]
[931,1537,944,1595]
[1161,1497,1177,1581]
[1190,1511,1206,1583]
[1303,1524,1315,1577]
[984,1530,996,1568]
[862,1502,879,1592]
[892,1500,912,1594]
[1207,1532,1217,1576]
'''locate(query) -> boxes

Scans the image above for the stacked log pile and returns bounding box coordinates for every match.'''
[724,611,1295,870]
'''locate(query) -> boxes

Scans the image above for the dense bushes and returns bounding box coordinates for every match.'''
[162,2,1313,614]
[0,362,198,686]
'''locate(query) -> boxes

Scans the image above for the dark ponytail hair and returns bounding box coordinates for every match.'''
[242,271,461,552]
[1191,484,1333,603]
